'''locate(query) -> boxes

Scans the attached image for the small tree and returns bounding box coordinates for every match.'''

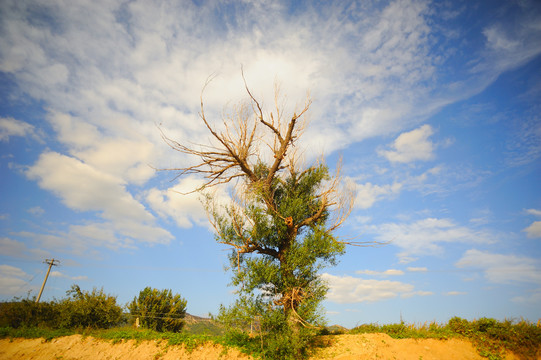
[162,75,375,358]
[59,284,123,329]
[128,287,187,332]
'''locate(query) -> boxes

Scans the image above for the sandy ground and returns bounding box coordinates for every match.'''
[0,333,528,360]
[312,333,523,359]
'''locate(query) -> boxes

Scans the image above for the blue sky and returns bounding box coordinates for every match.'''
[1,0,540,328]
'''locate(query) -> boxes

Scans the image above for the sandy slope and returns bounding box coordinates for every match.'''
[0,333,526,360]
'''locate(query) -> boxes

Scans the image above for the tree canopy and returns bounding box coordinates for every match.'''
[128,287,187,332]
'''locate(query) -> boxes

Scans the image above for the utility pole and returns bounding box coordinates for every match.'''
[36,258,59,303]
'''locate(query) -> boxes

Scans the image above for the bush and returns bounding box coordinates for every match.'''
[58,285,123,329]
[0,299,60,328]
[128,287,187,332]
[0,285,123,330]
[447,316,473,336]
[217,304,318,360]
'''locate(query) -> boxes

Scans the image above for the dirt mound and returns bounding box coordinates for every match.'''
[312,333,522,359]
[0,333,526,360]
[0,335,251,360]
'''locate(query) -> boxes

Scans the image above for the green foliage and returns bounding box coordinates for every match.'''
[58,285,123,329]
[0,326,74,340]
[128,287,187,332]
[94,326,212,351]
[216,295,320,359]
[0,286,122,330]
[0,298,60,328]
[213,163,346,358]
[350,317,541,360]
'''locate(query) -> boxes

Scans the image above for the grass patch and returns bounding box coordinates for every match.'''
[0,326,226,355]
[350,317,541,360]
[0,326,74,341]
[350,321,454,340]
[88,327,215,352]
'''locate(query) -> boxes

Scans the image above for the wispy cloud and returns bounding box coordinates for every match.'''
[1,0,539,257]
[321,273,432,303]
[370,218,494,263]
[0,237,49,260]
[0,117,40,142]
[50,271,88,281]
[356,269,404,276]
[524,222,541,239]
[445,291,467,296]
[456,249,541,285]
[407,267,428,272]
[25,152,172,247]
[146,177,230,229]
[0,264,33,296]
[523,209,541,238]
[321,273,417,303]
[27,206,45,216]
[512,289,541,304]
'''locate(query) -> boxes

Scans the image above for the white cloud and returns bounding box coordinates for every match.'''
[370,218,494,263]
[1,0,540,261]
[481,13,541,73]
[0,0,450,163]
[146,177,211,229]
[0,238,27,257]
[0,0,538,158]
[512,289,541,304]
[0,237,49,260]
[526,209,541,217]
[401,290,433,298]
[407,267,428,272]
[25,152,172,246]
[17,219,174,256]
[27,206,45,216]
[523,209,541,238]
[355,182,402,209]
[48,111,156,185]
[50,271,88,281]
[0,265,32,296]
[26,152,148,221]
[321,273,430,303]
[524,221,541,238]
[356,269,404,276]
[456,249,541,285]
[526,209,541,216]
[445,291,467,296]
[484,27,520,52]
[0,117,39,142]
[379,124,435,163]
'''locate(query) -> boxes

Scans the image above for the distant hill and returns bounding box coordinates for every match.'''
[325,324,349,334]
[184,313,211,323]
[183,313,224,336]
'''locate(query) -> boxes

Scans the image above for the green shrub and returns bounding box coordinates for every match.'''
[128,287,187,332]
[58,285,123,329]
[349,323,382,334]
[0,298,61,328]
[447,316,473,336]
[0,285,123,330]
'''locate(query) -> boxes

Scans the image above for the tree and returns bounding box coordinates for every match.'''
[129,287,187,332]
[60,284,123,329]
[162,74,370,357]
